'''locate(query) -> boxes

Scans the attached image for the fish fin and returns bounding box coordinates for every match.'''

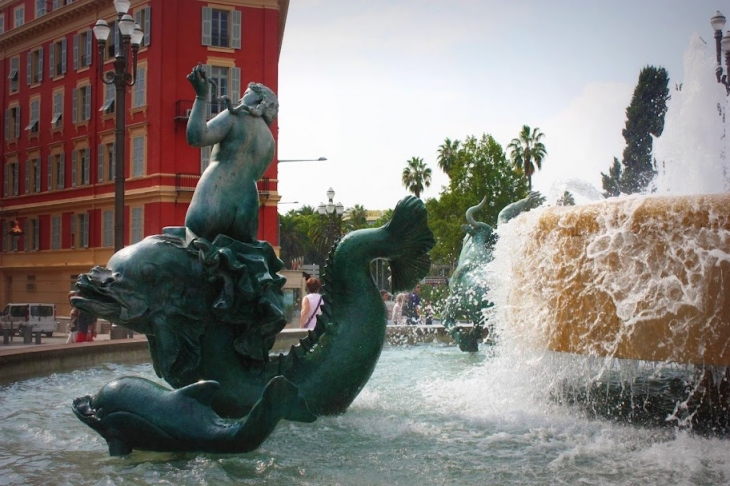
[263,376,317,423]
[108,438,133,456]
[382,196,435,292]
[175,380,221,407]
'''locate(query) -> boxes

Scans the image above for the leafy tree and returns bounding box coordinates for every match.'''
[437,138,460,177]
[344,204,369,231]
[427,134,528,267]
[557,191,575,206]
[278,206,321,268]
[604,65,670,195]
[371,208,394,228]
[401,156,432,198]
[507,125,547,190]
[601,157,623,198]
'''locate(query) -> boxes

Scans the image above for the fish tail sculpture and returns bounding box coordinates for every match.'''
[200,195,435,417]
[72,375,316,456]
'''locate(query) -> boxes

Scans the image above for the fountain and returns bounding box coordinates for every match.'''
[488,32,730,430]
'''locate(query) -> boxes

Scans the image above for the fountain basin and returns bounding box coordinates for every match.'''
[505,193,730,366]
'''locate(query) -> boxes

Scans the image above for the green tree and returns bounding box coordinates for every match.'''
[278,206,321,268]
[401,156,432,198]
[507,125,547,190]
[344,204,369,231]
[428,134,528,266]
[601,157,623,198]
[613,65,670,194]
[557,191,575,206]
[437,138,460,177]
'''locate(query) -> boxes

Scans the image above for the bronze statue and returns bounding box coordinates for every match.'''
[71,64,435,454]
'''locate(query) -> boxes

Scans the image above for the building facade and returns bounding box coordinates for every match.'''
[0,0,289,314]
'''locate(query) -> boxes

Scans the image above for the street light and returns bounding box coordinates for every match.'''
[711,11,730,94]
[278,157,328,163]
[317,187,344,246]
[93,0,144,252]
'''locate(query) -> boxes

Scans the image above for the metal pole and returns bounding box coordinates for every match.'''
[113,55,126,253]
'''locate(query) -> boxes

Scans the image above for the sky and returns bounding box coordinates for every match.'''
[276,0,726,211]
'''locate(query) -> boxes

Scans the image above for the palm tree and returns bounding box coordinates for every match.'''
[437,138,460,177]
[345,204,369,231]
[401,156,432,198]
[507,125,547,190]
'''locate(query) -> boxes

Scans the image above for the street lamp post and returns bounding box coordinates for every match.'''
[711,11,730,94]
[93,0,144,252]
[317,187,344,246]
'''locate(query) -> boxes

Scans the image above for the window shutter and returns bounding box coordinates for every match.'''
[47,155,52,190]
[201,146,211,174]
[203,64,212,117]
[3,164,8,197]
[144,7,151,46]
[49,43,55,78]
[201,7,212,46]
[4,109,8,141]
[72,88,77,123]
[35,160,40,192]
[59,153,65,189]
[38,47,43,81]
[53,0,59,9]
[73,34,78,70]
[26,52,31,85]
[232,10,241,49]
[71,151,77,187]
[25,160,30,194]
[24,220,28,251]
[82,213,89,248]
[85,30,92,66]
[61,39,67,74]
[111,141,116,179]
[14,107,20,139]
[98,144,104,182]
[13,165,18,195]
[84,147,90,184]
[84,86,91,121]
[231,67,240,104]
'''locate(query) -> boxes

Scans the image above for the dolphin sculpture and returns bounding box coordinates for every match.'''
[72,375,316,456]
[72,195,435,419]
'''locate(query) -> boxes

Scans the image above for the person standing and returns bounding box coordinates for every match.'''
[300,278,324,330]
[66,307,78,344]
[403,285,422,325]
[75,307,98,343]
[391,293,406,326]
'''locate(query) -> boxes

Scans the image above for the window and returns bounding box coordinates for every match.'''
[4,105,21,141]
[52,91,63,129]
[25,158,41,194]
[72,84,92,123]
[131,207,143,244]
[26,99,40,135]
[24,219,39,251]
[71,147,90,187]
[73,29,92,69]
[203,64,240,117]
[49,38,67,78]
[132,66,146,108]
[201,146,211,173]
[100,82,115,114]
[70,213,89,248]
[4,162,19,196]
[132,135,145,177]
[98,141,115,182]
[8,57,19,93]
[51,215,61,250]
[35,0,47,17]
[134,6,151,47]
[52,0,74,10]
[14,5,24,28]
[103,20,119,60]
[0,14,5,35]
[27,47,44,85]
[202,7,241,49]
[48,152,66,190]
[102,210,113,247]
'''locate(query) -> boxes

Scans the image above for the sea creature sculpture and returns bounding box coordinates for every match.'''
[73,195,434,418]
[72,375,316,456]
[442,191,543,351]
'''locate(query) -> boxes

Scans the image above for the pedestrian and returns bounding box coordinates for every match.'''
[300,277,323,329]
[423,300,434,325]
[391,293,406,326]
[66,306,78,344]
[403,285,422,325]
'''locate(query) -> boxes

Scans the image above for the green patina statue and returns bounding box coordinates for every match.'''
[71,64,435,455]
[442,192,543,352]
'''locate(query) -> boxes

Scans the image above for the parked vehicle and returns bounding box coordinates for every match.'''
[0,303,58,337]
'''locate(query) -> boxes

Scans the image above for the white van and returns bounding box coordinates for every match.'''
[0,303,58,337]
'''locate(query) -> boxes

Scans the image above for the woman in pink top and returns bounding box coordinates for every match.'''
[300,277,323,329]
